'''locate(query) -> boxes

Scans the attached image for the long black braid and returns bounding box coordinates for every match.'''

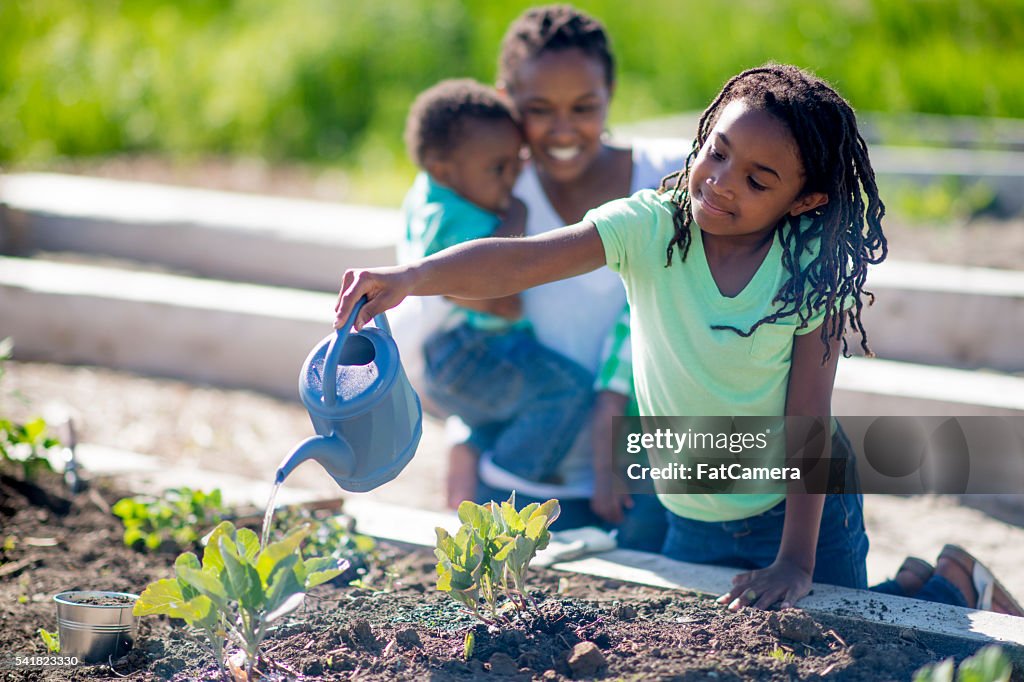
[660,64,887,363]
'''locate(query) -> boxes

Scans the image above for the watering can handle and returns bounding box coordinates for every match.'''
[321,296,392,407]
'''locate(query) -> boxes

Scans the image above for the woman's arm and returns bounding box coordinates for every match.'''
[720,326,842,610]
[335,221,605,330]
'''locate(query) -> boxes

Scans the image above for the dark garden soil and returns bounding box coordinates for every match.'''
[2,470,1015,682]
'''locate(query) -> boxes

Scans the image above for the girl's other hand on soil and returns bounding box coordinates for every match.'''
[716,558,813,611]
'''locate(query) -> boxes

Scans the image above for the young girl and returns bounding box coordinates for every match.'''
[335,63,886,609]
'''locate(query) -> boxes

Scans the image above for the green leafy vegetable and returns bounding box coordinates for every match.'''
[134,520,348,679]
[435,493,559,623]
[113,487,227,552]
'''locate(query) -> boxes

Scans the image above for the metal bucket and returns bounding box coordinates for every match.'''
[54,591,139,663]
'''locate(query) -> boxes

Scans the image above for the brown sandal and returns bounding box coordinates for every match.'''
[894,556,934,595]
[939,544,1024,617]
[897,557,934,583]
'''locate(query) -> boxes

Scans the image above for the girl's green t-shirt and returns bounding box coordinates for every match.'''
[589,189,829,522]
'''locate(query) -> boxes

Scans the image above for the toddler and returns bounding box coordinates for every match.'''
[401,79,593,492]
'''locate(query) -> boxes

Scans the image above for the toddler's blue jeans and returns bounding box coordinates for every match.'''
[424,324,593,482]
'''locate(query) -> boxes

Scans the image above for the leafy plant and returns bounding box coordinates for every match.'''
[0,338,59,480]
[913,645,1013,682]
[38,627,60,653]
[134,520,347,680]
[434,494,559,623]
[112,487,227,552]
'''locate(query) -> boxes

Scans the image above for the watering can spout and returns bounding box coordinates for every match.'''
[275,435,354,486]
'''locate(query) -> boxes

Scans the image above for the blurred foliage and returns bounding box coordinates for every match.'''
[2,1,1023,183]
[0,338,59,480]
[880,177,999,225]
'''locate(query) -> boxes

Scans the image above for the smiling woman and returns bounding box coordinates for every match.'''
[435,5,687,550]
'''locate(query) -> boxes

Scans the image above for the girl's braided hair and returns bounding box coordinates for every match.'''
[497,4,615,92]
[660,64,888,363]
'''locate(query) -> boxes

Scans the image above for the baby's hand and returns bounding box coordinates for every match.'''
[716,558,813,611]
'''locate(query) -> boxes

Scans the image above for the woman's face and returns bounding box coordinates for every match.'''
[504,48,611,184]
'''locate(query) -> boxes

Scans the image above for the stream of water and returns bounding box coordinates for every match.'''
[260,480,282,549]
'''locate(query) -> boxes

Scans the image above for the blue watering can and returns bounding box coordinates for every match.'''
[275,297,422,492]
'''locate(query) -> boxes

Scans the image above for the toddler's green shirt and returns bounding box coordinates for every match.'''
[401,172,524,331]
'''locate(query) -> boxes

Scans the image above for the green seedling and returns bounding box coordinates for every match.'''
[463,631,475,661]
[38,627,60,653]
[134,520,347,680]
[0,339,59,480]
[768,646,795,663]
[435,493,559,623]
[113,487,227,552]
[913,644,1012,682]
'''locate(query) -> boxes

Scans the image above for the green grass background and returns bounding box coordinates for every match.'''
[2,0,1022,207]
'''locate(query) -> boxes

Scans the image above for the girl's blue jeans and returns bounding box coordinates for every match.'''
[660,426,870,588]
[424,324,593,482]
[661,492,870,588]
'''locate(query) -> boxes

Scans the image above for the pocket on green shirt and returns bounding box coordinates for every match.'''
[748,323,795,362]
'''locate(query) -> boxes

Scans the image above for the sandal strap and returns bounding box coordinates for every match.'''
[897,557,934,582]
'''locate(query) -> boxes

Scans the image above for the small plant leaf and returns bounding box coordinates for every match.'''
[201,521,236,573]
[501,500,523,533]
[173,595,217,627]
[531,499,561,527]
[525,515,547,540]
[463,631,475,660]
[173,552,203,600]
[133,578,186,617]
[219,536,264,611]
[303,556,348,589]
[256,525,312,585]
[263,554,302,613]
[176,565,229,602]
[235,528,261,562]
[38,628,60,653]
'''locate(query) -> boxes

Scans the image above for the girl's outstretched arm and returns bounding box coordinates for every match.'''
[335,221,605,330]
